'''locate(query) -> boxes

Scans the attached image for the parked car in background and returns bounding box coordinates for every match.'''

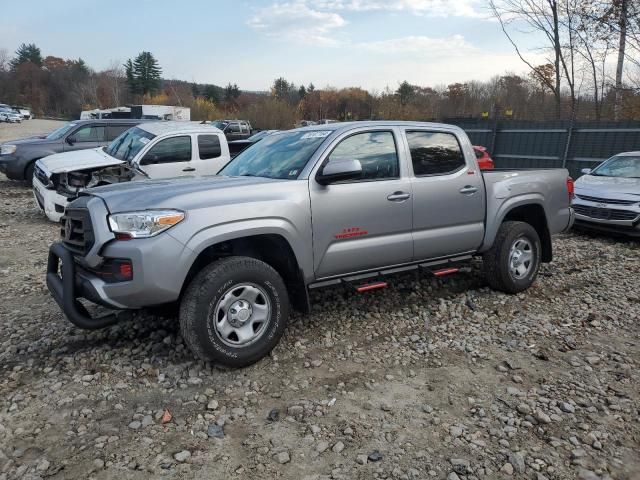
[0,111,22,123]
[12,106,33,120]
[228,130,279,157]
[33,122,230,222]
[211,120,253,141]
[573,151,640,237]
[45,121,574,367]
[318,119,338,124]
[0,119,145,183]
[473,145,495,170]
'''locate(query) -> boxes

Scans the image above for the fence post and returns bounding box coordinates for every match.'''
[489,104,499,156]
[562,110,575,168]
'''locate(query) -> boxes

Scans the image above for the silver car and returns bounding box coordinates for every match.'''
[573,151,640,237]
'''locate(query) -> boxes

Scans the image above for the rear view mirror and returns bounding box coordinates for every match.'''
[66,136,76,145]
[316,159,362,185]
[581,168,592,175]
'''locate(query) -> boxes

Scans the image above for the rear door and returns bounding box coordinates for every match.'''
[138,135,198,178]
[309,128,413,279]
[106,124,134,143]
[196,133,230,174]
[64,124,106,151]
[405,129,485,260]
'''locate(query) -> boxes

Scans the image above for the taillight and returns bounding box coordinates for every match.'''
[566,177,575,201]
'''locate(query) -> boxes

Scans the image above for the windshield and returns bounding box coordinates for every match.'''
[46,122,77,140]
[219,130,331,180]
[212,121,229,130]
[105,127,156,162]
[591,155,640,179]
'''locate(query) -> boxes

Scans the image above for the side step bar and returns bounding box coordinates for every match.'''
[309,254,472,291]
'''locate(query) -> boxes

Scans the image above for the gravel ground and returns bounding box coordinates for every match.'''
[0,119,66,143]
[0,126,639,479]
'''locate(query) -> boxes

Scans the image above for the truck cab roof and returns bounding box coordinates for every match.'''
[138,121,224,137]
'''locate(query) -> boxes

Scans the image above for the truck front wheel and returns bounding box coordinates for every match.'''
[483,221,541,293]
[179,256,290,367]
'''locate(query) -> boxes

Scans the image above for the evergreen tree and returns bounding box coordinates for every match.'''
[224,83,240,103]
[10,43,43,70]
[204,85,221,104]
[298,85,307,100]
[125,51,162,95]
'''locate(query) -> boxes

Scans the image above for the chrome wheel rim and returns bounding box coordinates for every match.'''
[509,238,534,279]
[211,283,271,348]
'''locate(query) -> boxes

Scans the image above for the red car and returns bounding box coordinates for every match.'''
[473,145,495,170]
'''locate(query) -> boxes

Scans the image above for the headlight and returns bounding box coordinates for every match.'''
[108,210,185,239]
[1,144,17,155]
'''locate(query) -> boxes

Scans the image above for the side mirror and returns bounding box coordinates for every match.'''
[316,159,362,185]
[581,168,592,175]
[66,136,76,145]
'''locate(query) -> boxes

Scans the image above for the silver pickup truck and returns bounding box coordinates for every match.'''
[46,121,575,367]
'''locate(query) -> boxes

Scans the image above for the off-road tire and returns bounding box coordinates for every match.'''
[483,221,541,294]
[179,256,289,368]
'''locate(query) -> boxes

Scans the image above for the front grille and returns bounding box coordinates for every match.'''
[34,164,50,187]
[573,204,639,221]
[575,194,638,206]
[60,207,95,255]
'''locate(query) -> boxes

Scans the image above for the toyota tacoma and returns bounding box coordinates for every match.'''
[46,121,575,367]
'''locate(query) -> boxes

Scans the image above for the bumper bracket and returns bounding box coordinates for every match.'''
[47,242,129,330]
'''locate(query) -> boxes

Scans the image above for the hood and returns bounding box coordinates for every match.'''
[575,174,640,198]
[37,148,123,175]
[3,136,58,147]
[85,175,289,213]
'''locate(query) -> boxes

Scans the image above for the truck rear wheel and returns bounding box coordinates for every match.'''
[483,221,541,293]
[179,256,289,368]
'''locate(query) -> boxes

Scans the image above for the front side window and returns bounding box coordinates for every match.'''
[228,124,241,133]
[198,135,222,159]
[407,131,465,176]
[328,131,399,181]
[141,136,192,165]
[592,155,640,178]
[73,125,105,143]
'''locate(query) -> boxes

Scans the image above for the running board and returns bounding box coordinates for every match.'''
[308,254,473,290]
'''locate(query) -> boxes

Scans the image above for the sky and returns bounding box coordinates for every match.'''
[0,0,545,91]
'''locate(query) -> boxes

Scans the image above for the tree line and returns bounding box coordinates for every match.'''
[0,2,638,130]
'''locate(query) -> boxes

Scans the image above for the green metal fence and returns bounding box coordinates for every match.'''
[447,119,640,179]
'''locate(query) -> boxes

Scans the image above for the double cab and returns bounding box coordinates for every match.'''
[46,121,575,367]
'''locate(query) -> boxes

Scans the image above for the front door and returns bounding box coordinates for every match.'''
[309,129,413,279]
[138,135,197,178]
[405,129,485,260]
[64,124,106,151]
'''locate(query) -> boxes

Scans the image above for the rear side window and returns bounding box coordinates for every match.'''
[72,125,106,143]
[328,131,399,181]
[198,135,222,159]
[141,136,192,165]
[407,131,465,176]
[107,125,132,141]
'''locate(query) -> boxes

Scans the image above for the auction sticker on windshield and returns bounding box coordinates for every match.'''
[139,137,150,144]
[301,131,331,139]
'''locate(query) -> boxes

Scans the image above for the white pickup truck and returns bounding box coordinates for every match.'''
[33,122,230,222]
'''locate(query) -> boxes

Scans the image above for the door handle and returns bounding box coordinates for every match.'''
[459,185,478,195]
[387,191,411,202]
[182,167,196,172]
